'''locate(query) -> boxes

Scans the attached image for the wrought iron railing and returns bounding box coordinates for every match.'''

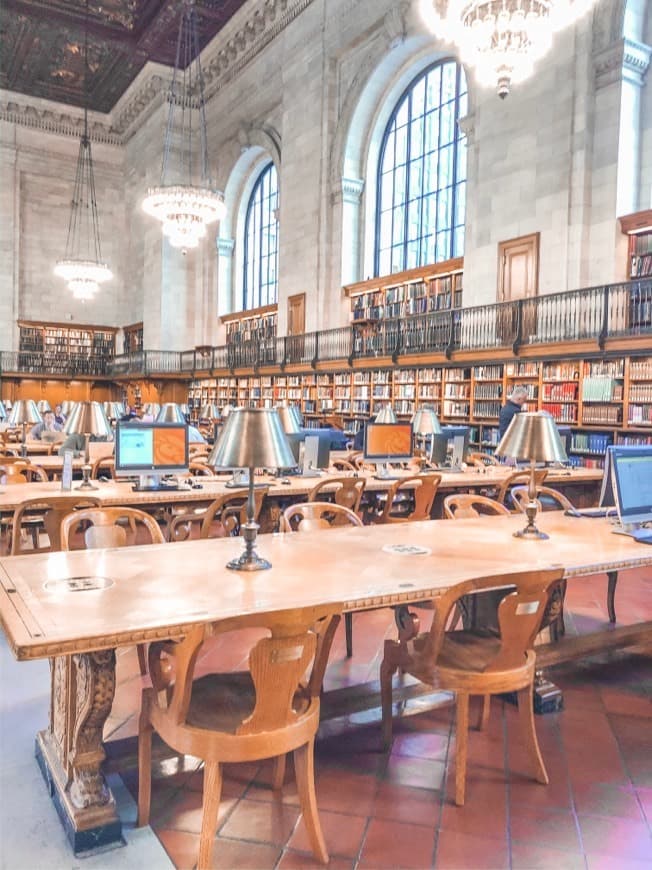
[2,279,650,378]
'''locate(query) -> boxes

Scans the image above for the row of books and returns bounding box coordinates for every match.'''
[581,377,623,402]
[541,402,578,423]
[543,383,578,400]
[570,432,613,453]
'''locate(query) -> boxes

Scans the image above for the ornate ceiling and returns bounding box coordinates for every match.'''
[0,0,249,114]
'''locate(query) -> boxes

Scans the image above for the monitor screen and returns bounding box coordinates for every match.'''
[610,445,652,526]
[115,422,189,475]
[364,423,413,461]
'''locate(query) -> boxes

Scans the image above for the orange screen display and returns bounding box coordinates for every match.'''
[364,423,413,460]
[152,427,187,466]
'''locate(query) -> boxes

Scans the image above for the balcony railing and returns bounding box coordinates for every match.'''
[2,279,650,378]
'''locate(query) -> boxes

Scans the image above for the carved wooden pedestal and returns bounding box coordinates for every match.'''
[35,650,123,855]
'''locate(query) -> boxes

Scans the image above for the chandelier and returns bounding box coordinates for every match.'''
[142,0,225,252]
[420,1,598,98]
[54,0,112,300]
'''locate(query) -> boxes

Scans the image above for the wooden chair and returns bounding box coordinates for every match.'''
[168,487,269,542]
[280,502,362,533]
[495,468,549,508]
[443,494,510,519]
[137,604,341,869]
[280,503,361,657]
[60,507,166,675]
[467,451,500,467]
[91,456,116,479]
[0,461,47,484]
[307,475,366,514]
[8,496,101,556]
[510,484,573,513]
[329,458,356,472]
[380,567,565,805]
[373,474,441,524]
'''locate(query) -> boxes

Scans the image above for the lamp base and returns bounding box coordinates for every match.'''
[75,481,99,491]
[513,526,549,540]
[226,552,271,571]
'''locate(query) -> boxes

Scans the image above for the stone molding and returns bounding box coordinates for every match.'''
[217,237,236,257]
[331,177,364,206]
[0,0,315,146]
[594,37,652,89]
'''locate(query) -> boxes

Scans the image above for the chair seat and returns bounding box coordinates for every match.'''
[186,672,309,734]
[407,628,500,681]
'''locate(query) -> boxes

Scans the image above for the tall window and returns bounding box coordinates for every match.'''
[243,162,279,309]
[375,60,467,276]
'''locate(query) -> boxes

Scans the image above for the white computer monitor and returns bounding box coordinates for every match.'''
[610,445,652,528]
[115,421,189,490]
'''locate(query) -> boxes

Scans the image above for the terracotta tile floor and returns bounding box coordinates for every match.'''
[110,568,652,869]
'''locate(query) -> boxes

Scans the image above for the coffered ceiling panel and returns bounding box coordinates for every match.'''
[0,0,248,114]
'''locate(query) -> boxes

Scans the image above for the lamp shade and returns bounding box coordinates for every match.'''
[375,404,397,424]
[8,400,42,426]
[37,400,52,413]
[221,404,235,419]
[61,400,74,415]
[64,401,112,438]
[208,407,295,470]
[141,403,161,418]
[179,403,189,415]
[199,404,221,421]
[289,404,303,427]
[276,405,302,435]
[0,401,6,421]
[103,401,125,420]
[495,411,568,463]
[411,407,442,435]
[157,403,186,424]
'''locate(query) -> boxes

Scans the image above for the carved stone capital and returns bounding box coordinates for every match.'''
[457,113,475,144]
[622,38,652,87]
[383,2,410,48]
[217,237,236,257]
[332,177,364,206]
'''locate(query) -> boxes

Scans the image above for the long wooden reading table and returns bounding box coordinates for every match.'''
[0,512,650,852]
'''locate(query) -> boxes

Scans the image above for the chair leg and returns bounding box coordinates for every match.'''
[136,643,148,676]
[344,612,353,658]
[455,692,469,806]
[606,570,618,623]
[294,740,328,865]
[136,720,153,827]
[380,657,397,750]
[478,694,491,731]
[198,760,223,870]
[517,686,548,785]
[272,754,287,790]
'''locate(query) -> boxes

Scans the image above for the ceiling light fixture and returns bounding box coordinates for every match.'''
[54,0,112,300]
[142,0,225,253]
[420,1,597,98]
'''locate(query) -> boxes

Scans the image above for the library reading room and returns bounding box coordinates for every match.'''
[1,1,651,868]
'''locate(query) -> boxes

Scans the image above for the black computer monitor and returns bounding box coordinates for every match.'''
[441,425,470,468]
[609,445,652,527]
[115,421,189,489]
[363,423,413,462]
[429,433,450,466]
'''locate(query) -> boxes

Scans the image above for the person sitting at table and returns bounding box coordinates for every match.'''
[53,404,66,425]
[30,410,63,440]
[188,424,206,444]
[57,431,113,457]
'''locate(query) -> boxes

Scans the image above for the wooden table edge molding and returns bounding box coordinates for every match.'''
[0,513,650,855]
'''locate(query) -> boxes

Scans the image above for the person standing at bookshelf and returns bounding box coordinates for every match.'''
[498,386,529,439]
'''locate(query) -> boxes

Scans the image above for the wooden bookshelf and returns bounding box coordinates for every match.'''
[344,259,463,325]
[221,304,278,345]
[123,323,143,354]
[18,321,116,375]
[187,352,652,467]
[620,209,652,279]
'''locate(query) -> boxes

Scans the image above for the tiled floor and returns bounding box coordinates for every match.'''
[1,567,651,870]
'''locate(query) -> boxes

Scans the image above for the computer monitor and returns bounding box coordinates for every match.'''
[610,445,652,527]
[441,425,470,470]
[429,433,450,466]
[115,422,189,490]
[364,422,413,478]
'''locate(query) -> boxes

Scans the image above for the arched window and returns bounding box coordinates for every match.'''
[375,60,467,276]
[243,162,279,309]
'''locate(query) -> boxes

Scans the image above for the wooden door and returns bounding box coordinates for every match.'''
[288,293,305,336]
[497,233,540,343]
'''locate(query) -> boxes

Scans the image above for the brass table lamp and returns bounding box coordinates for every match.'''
[375,404,397,423]
[411,406,442,465]
[209,407,295,571]
[8,400,42,458]
[157,403,186,424]
[103,401,125,422]
[495,411,568,539]
[0,401,7,421]
[37,400,52,414]
[64,401,112,490]
[141,403,161,419]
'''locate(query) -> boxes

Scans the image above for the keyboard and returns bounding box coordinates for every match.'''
[564,506,613,518]
[631,528,652,545]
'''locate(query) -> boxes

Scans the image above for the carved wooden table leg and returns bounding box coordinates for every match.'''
[35,650,123,855]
